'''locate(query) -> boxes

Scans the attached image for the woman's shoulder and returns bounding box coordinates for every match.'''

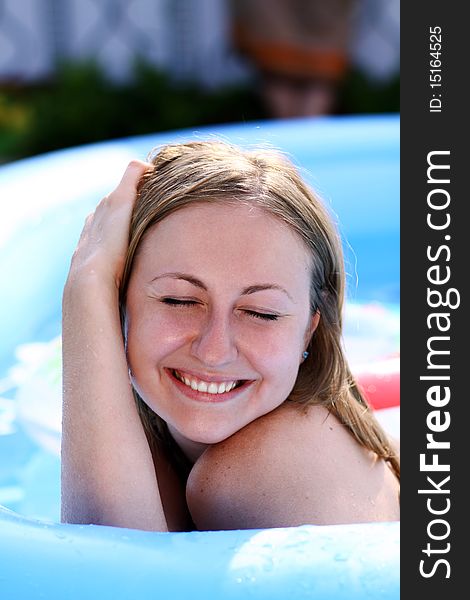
[186,403,399,530]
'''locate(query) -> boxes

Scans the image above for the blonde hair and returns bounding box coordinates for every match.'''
[119,140,400,480]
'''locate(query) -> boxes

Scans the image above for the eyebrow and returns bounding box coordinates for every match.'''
[151,272,294,301]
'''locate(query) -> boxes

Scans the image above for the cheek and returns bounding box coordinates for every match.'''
[126,310,194,368]
[249,326,303,381]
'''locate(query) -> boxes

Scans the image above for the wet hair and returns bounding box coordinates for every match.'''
[119,140,400,481]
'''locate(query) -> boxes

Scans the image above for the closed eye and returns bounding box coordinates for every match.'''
[244,310,279,321]
[161,299,279,320]
[161,298,199,307]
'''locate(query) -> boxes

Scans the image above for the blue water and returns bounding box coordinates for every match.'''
[0,115,399,521]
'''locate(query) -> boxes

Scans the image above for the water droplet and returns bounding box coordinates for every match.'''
[334,551,348,561]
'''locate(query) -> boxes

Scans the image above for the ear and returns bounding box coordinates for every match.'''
[303,311,320,350]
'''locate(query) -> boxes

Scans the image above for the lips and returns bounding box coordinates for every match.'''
[171,369,244,395]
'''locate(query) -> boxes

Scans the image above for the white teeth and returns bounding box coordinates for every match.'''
[174,370,239,394]
[197,381,208,393]
[208,383,218,394]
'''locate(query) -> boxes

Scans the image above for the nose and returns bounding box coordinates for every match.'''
[190,309,238,367]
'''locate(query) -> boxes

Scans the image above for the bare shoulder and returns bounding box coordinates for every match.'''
[186,403,399,530]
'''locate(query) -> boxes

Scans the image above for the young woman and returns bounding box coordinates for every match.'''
[61,141,399,532]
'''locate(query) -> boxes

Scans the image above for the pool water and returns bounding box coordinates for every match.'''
[0,115,399,522]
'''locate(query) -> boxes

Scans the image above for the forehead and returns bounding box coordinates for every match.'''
[136,202,312,287]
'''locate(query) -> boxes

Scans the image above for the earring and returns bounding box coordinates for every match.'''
[302,351,309,360]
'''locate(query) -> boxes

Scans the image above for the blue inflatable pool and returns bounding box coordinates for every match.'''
[0,115,399,599]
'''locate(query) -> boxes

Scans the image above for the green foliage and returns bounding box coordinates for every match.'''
[0,60,263,162]
[0,60,399,163]
[339,69,400,115]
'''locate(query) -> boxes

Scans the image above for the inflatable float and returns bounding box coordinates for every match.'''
[0,115,399,599]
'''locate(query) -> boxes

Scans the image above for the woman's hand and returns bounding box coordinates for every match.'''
[61,160,168,532]
[67,160,152,291]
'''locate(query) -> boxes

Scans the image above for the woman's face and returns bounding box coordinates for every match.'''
[125,202,318,460]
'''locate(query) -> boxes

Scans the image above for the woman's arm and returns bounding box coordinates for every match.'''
[61,161,168,531]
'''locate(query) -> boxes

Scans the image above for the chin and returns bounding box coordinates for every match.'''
[179,419,245,446]
[189,428,236,446]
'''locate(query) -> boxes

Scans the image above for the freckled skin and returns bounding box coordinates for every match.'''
[63,160,399,532]
[125,203,318,462]
[186,403,400,530]
[125,202,399,530]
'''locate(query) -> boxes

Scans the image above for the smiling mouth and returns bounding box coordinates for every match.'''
[171,369,247,395]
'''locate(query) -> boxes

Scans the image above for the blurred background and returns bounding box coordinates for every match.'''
[0,0,399,164]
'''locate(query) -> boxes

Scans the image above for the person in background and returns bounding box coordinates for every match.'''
[229,0,356,117]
